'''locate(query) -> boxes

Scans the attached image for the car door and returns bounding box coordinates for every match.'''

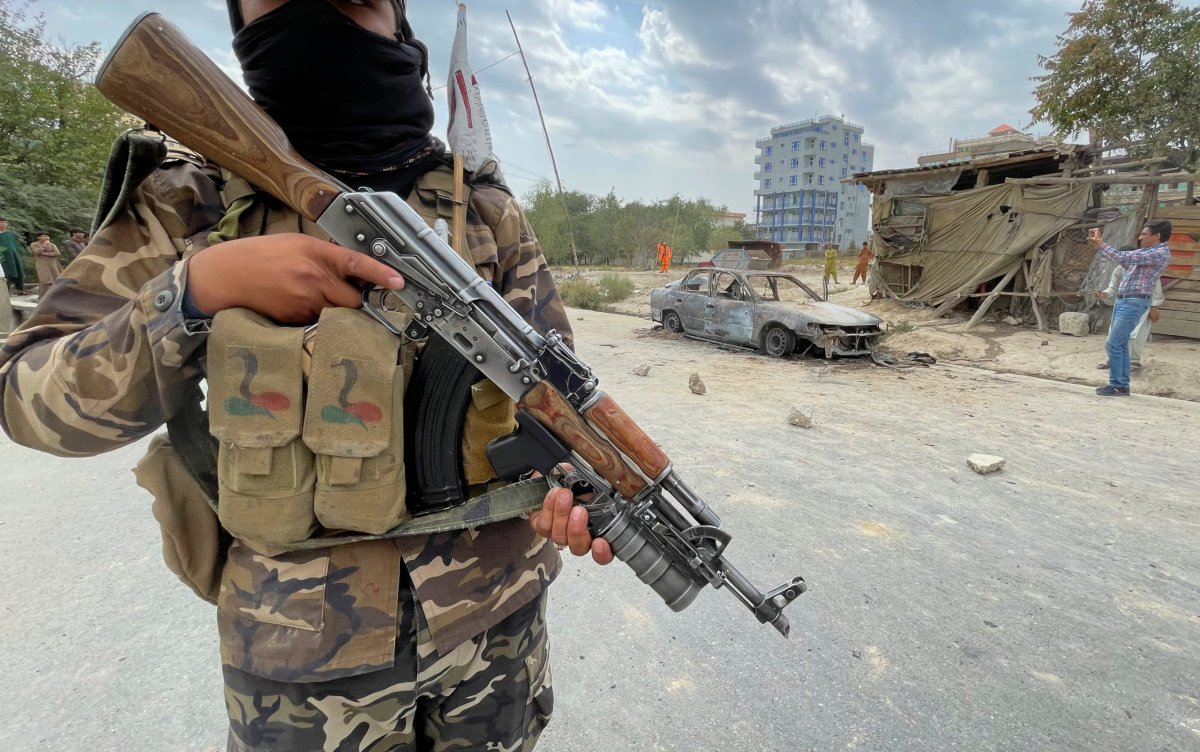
[703,271,755,345]
[674,271,713,334]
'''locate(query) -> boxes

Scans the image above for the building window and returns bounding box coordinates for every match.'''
[853,133,859,142]
[764,162,772,172]
[763,178,771,188]
[765,146,773,155]
[841,168,847,177]
[819,140,826,149]
[790,158,799,168]
[806,175,813,185]
[791,141,800,151]
[818,176,824,184]
[789,175,798,186]
[852,149,857,155]
[818,157,825,167]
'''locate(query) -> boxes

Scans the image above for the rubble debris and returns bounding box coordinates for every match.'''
[967,453,1006,474]
[1002,316,1021,326]
[632,363,652,377]
[1058,312,1089,336]
[688,373,706,395]
[786,408,814,428]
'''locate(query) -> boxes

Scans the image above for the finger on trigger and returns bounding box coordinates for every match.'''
[567,505,590,556]
[550,488,572,545]
[335,246,404,290]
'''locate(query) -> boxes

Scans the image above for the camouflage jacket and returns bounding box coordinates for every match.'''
[0,149,569,682]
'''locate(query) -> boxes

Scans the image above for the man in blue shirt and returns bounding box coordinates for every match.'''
[1087,219,1172,396]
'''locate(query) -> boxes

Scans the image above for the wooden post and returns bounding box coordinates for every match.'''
[452,154,468,259]
[1024,260,1046,331]
[1138,162,1161,222]
[974,168,989,189]
[965,264,1020,330]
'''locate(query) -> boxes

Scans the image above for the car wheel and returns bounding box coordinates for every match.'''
[762,326,795,358]
[662,310,683,333]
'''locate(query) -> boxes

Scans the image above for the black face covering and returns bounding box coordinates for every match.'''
[233,0,442,191]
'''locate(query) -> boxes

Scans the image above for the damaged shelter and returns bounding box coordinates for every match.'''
[849,140,1200,337]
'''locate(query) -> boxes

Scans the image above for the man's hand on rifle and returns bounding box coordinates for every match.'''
[530,487,615,564]
[187,233,405,324]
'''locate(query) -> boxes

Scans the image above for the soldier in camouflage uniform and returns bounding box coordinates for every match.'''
[0,1,612,749]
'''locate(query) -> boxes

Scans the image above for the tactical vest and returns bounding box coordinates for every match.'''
[107,130,547,602]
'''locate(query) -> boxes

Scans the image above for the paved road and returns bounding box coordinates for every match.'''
[2,308,1198,751]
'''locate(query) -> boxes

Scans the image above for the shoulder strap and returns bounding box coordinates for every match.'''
[91,129,169,236]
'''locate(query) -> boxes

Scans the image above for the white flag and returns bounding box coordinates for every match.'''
[446,3,497,173]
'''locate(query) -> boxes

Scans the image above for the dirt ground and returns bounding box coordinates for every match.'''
[3,280,1199,750]
[565,264,1200,401]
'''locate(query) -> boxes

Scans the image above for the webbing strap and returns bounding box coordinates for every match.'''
[277,477,549,550]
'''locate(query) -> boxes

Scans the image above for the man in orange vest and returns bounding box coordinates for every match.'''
[852,240,873,284]
[658,241,672,273]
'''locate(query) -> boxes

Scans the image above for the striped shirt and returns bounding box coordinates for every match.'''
[1097,242,1170,296]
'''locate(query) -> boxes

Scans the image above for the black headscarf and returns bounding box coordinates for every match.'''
[228,0,443,193]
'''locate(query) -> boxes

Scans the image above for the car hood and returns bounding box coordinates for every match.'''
[761,300,882,327]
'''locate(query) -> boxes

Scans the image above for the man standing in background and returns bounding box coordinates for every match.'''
[0,217,25,293]
[852,240,873,285]
[64,228,89,262]
[29,231,62,296]
[823,243,839,284]
[658,240,672,273]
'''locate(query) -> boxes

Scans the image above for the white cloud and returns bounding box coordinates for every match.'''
[543,0,609,31]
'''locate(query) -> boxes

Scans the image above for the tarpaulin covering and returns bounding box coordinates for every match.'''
[872,182,1092,304]
[881,170,963,198]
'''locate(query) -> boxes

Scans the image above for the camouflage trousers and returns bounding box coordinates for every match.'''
[224,572,553,752]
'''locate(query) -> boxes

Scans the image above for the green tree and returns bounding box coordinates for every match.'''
[522,182,739,269]
[1030,0,1200,167]
[1,0,129,255]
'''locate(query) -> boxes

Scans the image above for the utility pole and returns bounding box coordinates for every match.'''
[507,10,581,269]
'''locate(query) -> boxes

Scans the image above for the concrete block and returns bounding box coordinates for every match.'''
[967,453,1006,474]
[1058,312,1090,336]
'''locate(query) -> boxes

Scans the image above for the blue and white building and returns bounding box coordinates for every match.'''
[754,115,874,256]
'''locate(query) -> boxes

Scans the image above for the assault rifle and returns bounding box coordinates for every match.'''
[97,13,805,636]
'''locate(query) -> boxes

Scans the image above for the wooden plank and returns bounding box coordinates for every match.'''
[1164,290,1200,303]
[1166,278,1200,290]
[1166,241,1200,252]
[1161,300,1200,313]
[1150,207,1200,220]
[1163,268,1200,281]
[1152,317,1200,339]
[1157,308,1200,322]
[1007,172,1187,185]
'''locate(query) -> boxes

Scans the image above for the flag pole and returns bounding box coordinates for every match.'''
[506,10,581,269]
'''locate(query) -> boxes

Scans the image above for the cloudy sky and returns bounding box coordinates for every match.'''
[42,0,1092,215]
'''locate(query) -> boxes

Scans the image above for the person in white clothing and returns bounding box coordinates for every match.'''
[1093,264,1164,371]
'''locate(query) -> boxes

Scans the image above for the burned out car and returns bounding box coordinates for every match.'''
[650,268,882,357]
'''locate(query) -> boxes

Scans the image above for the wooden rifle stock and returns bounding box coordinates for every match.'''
[96,12,342,221]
